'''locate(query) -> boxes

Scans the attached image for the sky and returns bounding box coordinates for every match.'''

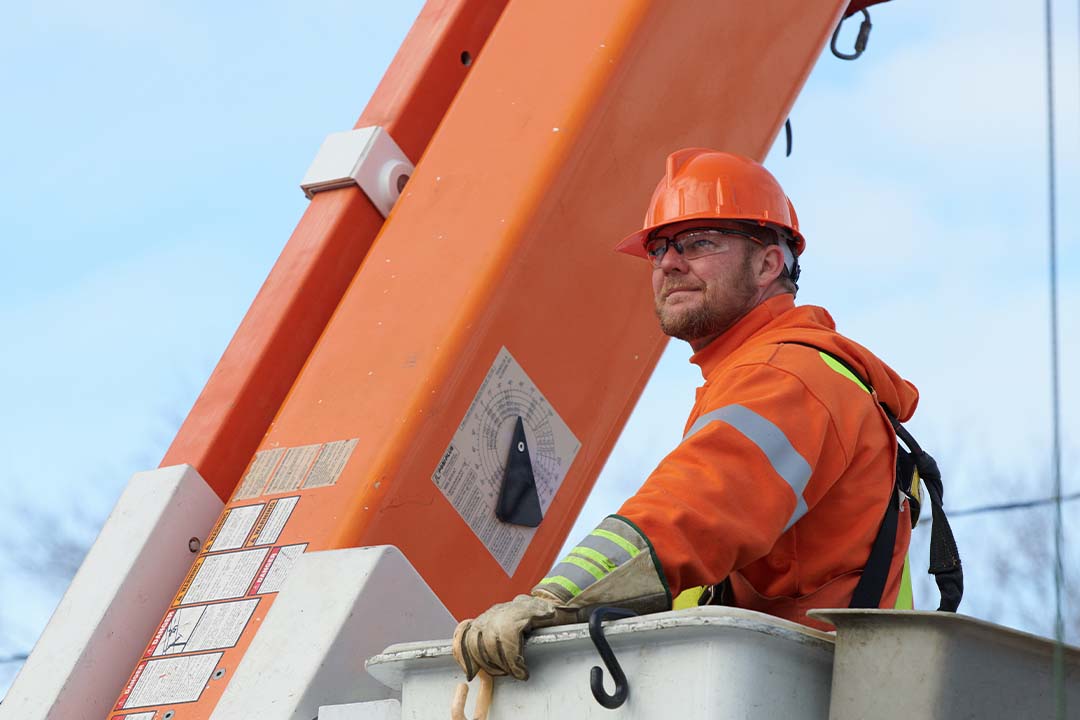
[2,0,1078,698]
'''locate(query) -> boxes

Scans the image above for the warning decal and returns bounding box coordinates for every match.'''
[433,347,580,575]
[266,443,320,494]
[233,439,358,500]
[179,548,269,605]
[234,447,285,500]
[249,543,307,595]
[207,504,263,552]
[173,557,204,607]
[303,438,358,488]
[120,713,157,720]
[147,599,259,656]
[120,652,221,709]
[247,496,299,547]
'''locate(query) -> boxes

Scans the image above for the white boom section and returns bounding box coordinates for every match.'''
[210,546,456,720]
[319,699,401,720]
[1,465,222,720]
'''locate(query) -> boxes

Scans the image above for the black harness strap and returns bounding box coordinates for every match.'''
[784,343,963,612]
[891,419,964,612]
[848,473,900,608]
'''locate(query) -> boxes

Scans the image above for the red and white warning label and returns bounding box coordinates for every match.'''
[179,548,269,605]
[247,496,299,547]
[207,504,264,552]
[118,713,156,720]
[147,599,259,656]
[249,543,307,595]
[118,652,221,709]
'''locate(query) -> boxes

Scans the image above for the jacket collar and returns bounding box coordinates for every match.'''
[689,294,795,379]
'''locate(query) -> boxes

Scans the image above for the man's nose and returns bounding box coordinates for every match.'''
[657,244,688,272]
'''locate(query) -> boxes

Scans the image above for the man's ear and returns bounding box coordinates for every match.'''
[755,244,785,287]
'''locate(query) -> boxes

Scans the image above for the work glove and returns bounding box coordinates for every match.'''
[452,516,671,682]
[452,590,567,681]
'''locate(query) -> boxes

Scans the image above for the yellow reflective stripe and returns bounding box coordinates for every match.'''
[819,352,870,394]
[564,555,606,582]
[572,546,617,573]
[894,555,914,610]
[673,586,705,610]
[540,575,583,596]
[591,528,640,558]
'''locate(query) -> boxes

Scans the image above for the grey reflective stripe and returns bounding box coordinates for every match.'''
[537,517,647,600]
[545,560,601,594]
[576,533,633,567]
[683,404,811,531]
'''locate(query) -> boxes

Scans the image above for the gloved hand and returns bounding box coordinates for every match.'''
[452,591,564,681]
[453,516,671,682]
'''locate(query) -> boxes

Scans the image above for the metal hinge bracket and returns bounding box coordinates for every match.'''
[300,126,414,217]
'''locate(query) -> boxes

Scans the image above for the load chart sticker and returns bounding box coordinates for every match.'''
[119,714,156,720]
[433,346,580,575]
[117,652,222,709]
[178,548,269,605]
[146,599,259,657]
[233,439,359,500]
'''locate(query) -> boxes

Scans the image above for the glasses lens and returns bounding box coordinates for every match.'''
[644,237,670,265]
[644,228,745,267]
[673,229,733,260]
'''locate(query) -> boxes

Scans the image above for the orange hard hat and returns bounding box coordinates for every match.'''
[616,149,805,259]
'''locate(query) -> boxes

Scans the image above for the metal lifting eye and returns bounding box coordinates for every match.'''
[831,8,872,61]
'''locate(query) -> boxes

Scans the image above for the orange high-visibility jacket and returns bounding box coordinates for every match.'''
[617,293,919,630]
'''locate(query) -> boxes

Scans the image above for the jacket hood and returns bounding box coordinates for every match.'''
[755,304,919,422]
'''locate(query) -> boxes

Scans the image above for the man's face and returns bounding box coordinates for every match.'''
[650,223,762,349]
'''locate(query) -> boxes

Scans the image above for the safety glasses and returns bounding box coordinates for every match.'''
[643,227,759,269]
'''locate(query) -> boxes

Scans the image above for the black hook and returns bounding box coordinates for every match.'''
[588,607,637,709]
[784,118,793,157]
[830,8,872,61]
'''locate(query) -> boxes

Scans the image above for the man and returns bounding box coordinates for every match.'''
[453,148,921,682]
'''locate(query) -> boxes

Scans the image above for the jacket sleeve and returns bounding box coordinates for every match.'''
[615,359,849,597]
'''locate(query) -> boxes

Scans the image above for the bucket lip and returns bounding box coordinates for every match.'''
[812,608,1080,657]
[365,606,835,688]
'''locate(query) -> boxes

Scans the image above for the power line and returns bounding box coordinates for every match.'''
[1042,0,1065,716]
[949,489,1080,518]
[0,653,27,665]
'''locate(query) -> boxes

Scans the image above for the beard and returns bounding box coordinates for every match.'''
[654,253,759,343]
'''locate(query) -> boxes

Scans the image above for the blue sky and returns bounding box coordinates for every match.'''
[3,0,1078,696]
